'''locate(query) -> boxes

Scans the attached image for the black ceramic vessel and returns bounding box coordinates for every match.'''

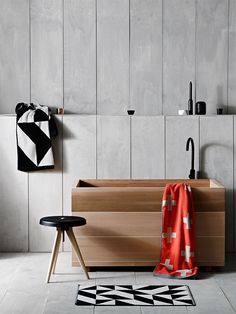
[217,108,223,115]
[127,110,135,115]
[195,101,206,115]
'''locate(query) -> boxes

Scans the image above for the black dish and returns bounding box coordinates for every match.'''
[127,110,135,115]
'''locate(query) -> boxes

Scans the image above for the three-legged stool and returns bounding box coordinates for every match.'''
[39,216,89,283]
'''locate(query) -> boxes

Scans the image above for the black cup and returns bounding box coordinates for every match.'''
[195,101,206,115]
[217,108,223,115]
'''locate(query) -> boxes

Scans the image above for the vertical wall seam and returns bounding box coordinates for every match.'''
[96,0,98,115]
[27,172,30,251]
[61,117,64,215]
[227,0,230,113]
[130,116,132,179]
[129,0,131,178]
[161,0,164,115]
[95,0,98,178]
[199,116,201,178]
[128,0,131,110]
[62,0,64,216]
[29,0,31,105]
[62,0,65,112]
[194,0,197,106]
[61,0,64,252]
[28,0,31,252]
[164,115,166,178]
[61,114,64,252]
[233,116,235,250]
[96,115,98,179]
[198,115,200,175]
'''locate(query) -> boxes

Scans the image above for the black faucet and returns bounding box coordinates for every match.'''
[186,137,195,179]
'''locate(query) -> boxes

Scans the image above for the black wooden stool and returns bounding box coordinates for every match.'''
[39,216,89,283]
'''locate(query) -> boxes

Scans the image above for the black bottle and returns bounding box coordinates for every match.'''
[188,81,193,115]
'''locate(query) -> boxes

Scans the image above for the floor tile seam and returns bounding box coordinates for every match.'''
[1,287,50,298]
[95,277,136,284]
[140,305,144,314]
[41,289,52,314]
[212,275,236,287]
[95,270,97,286]
[4,267,23,292]
[0,290,8,305]
[218,285,236,313]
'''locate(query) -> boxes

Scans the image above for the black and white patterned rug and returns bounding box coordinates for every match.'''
[75,285,195,306]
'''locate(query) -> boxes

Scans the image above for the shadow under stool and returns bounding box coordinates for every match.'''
[39,215,89,283]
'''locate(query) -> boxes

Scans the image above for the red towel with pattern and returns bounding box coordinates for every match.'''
[153,183,198,278]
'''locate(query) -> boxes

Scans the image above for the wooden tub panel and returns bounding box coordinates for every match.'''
[72,236,224,267]
[72,187,225,212]
[73,212,225,237]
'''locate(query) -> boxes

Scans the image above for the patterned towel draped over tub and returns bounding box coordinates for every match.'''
[15,103,58,172]
[154,183,198,278]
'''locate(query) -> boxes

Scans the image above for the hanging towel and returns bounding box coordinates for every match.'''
[15,102,58,172]
[153,183,198,278]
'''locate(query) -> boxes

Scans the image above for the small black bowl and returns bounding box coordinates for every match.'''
[127,110,135,115]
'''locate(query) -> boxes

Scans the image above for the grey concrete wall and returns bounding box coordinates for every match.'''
[0,1,236,253]
[0,0,30,113]
[0,115,235,252]
[0,0,235,115]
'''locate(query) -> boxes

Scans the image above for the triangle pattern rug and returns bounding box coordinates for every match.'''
[75,285,195,306]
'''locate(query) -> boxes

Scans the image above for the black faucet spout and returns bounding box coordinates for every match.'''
[186,137,195,179]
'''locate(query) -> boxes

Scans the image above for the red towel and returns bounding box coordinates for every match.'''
[153,183,198,278]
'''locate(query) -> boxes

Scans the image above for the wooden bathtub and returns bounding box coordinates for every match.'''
[71,179,225,267]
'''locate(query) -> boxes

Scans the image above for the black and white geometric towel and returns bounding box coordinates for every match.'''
[75,285,196,306]
[15,103,58,172]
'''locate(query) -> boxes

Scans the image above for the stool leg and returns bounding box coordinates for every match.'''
[46,228,61,283]
[66,228,89,279]
[52,229,62,274]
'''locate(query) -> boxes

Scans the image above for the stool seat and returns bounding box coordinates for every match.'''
[39,216,86,229]
[39,215,89,282]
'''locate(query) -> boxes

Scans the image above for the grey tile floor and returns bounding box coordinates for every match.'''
[0,252,235,314]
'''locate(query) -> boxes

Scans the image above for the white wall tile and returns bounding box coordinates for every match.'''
[132,116,164,178]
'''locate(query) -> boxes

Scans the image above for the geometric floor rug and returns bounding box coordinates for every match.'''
[75,285,196,306]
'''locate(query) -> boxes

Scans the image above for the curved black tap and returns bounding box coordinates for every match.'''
[186,137,195,179]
